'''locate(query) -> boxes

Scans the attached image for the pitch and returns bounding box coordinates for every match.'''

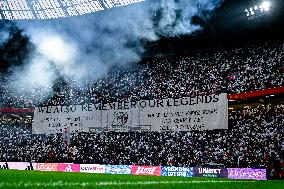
[0,170,282,189]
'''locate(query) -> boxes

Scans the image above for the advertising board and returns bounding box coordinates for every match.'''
[193,167,228,178]
[80,164,105,173]
[105,165,132,174]
[228,168,267,180]
[35,163,58,171]
[132,166,161,176]
[161,166,193,177]
[58,163,80,172]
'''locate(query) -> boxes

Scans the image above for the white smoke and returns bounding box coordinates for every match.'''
[0,31,10,46]
[0,23,12,46]
[4,0,224,102]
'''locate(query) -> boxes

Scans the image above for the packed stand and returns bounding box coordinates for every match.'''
[0,106,283,174]
[0,114,32,162]
[0,41,283,108]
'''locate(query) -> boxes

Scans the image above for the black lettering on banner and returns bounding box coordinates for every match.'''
[187,110,200,116]
[148,114,155,118]
[130,101,136,109]
[69,105,76,112]
[49,123,61,128]
[166,99,172,107]
[82,104,92,112]
[205,95,212,103]
[74,117,81,121]
[38,107,45,113]
[196,117,202,122]
[102,103,108,110]
[202,109,218,115]
[181,98,188,105]
[82,104,88,111]
[162,118,171,124]
[124,101,129,110]
[87,104,92,112]
[63,106,69,113]
[46,106,52,113]
[175,112,181,116]
[148,113,161,118]
[189,97,196,105]
[149,100,155,107]
[213,95,219,102]
[139,101,147,108]
[203,109,209,115]
[173,98,179,106]
[117,101,123,110]
[53,106,59,113]
[174,117,188,124]
[197,96,204,104]
[160,125,170,131]
[94,103,101,110]
[109,102,116,110]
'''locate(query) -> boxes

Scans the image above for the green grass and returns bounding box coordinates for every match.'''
[0,170,283,189]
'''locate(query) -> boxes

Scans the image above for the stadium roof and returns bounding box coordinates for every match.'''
[0,0,145,20]
[1,0,284,66]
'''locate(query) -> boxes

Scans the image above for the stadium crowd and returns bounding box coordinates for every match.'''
[0,41,283,107]
[0,41,283,178]
[0,106,283,175]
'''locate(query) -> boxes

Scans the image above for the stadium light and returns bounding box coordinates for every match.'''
[260,1,271,11]
[245,1,272,19]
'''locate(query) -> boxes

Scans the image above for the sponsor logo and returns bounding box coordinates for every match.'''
[228,168,266,180]
[105,165,131,174]
[81,166,104,171]
[58,163,80,172]
[135,167,156,175]
[198,168,222,174]
[64,165,73,172]
[193,167,228,178]
[161,166,193,177]
[36,163,58,171]
[132,166,161,176]
[80,164,105,173]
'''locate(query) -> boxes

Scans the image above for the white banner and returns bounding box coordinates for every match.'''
[32,94,228,134]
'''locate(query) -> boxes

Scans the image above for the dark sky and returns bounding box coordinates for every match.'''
[144,0,284,57]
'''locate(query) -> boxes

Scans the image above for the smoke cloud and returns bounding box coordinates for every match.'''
[1,0,224,104]
[0,30,9,46]
[0,22,12,47]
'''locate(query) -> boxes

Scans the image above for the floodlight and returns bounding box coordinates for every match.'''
[260,1,271,11]
[245,9,250,16]
[250,8,254,15]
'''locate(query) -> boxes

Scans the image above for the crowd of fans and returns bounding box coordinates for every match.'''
[0,41,283,107]
[0,106,283,173]
[0,41,283,179]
